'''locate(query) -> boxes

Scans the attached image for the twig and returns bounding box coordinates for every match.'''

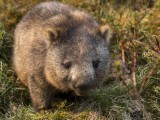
[139,60,160,94]
[155,36,160,54]
[132,52,137,87]
[121,41,125,63]
[121,42,130,74]
[119,41,131,86]
[120,41,129,86]
[131,52,151,120]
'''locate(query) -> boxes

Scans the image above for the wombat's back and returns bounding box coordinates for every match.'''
[21,2,74,22]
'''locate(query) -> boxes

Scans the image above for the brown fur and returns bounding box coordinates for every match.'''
[13,1,111,111]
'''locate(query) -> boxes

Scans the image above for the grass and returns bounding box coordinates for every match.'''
[0,0,160,119]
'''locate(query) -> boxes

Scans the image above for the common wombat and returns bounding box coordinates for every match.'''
[13,1,111,111]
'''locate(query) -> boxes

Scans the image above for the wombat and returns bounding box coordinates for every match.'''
[13,1,111,111]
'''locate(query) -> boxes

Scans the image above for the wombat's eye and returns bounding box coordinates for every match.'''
[62,61,71,69]
[92,60,100,69]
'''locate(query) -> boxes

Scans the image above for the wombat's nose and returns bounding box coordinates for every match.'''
[75,81,91,92]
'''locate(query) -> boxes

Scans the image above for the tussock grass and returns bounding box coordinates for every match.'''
[0,0,159,119]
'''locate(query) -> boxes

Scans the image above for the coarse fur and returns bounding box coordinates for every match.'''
[13,1,111,111]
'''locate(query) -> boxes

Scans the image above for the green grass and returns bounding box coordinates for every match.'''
[0,0,160,119]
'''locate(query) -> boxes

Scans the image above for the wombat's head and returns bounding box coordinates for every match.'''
[44,14,111,95]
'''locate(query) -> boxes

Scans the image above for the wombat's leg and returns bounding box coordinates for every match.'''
[28,75,54,111]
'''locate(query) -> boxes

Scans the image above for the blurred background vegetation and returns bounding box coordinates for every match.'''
[0,0,160,119]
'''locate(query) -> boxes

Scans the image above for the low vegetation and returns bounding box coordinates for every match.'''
[0,0,159,119]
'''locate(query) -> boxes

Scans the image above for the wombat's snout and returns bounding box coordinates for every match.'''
[73,77,93,93]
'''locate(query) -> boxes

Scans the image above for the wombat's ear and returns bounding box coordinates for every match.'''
[46,29,58,43]
[100,25,112,44]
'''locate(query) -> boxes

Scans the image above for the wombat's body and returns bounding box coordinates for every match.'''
[14,1,111,111]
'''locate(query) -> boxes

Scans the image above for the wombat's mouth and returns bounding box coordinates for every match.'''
[70,84,92,96]
[73,89,88,96]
